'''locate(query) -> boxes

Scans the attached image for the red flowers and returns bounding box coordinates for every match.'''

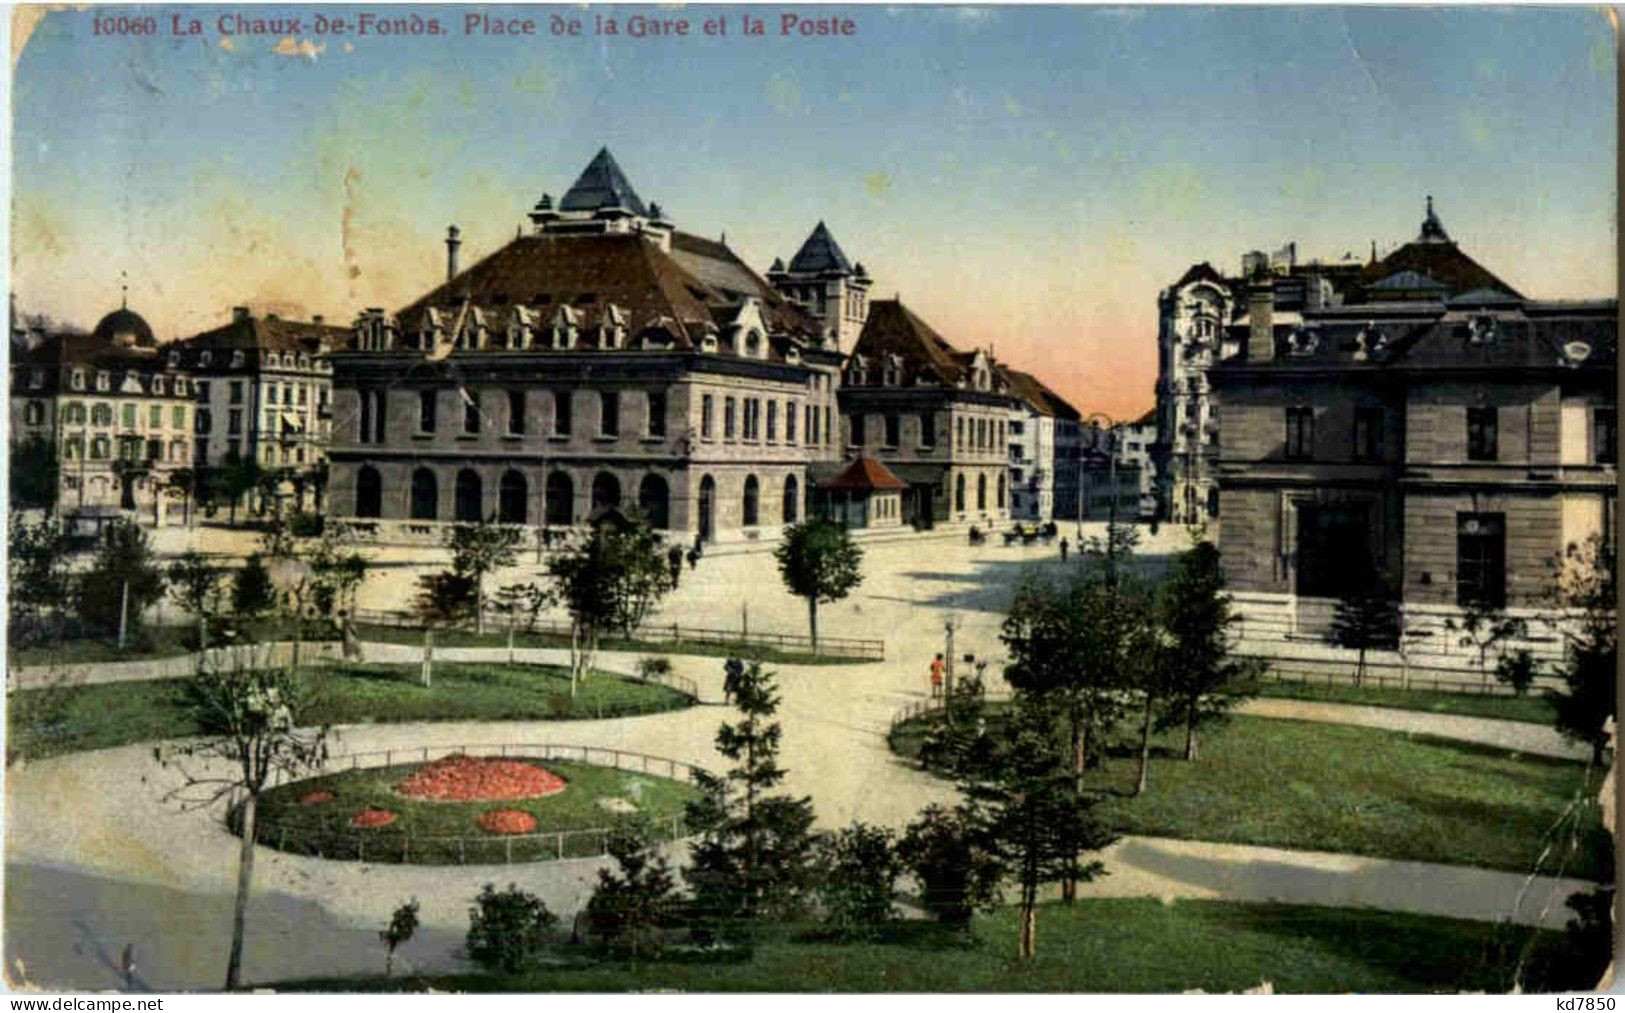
[350,807,398,829]
[477,809,538,834]
[298,790,335,806]
[394,754,567,802]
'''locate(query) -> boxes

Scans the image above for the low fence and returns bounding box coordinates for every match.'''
[350,607,885,662]
[1236,652,1564,697]
[246,742,708,866]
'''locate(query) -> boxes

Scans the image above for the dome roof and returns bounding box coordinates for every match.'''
[93,307,155,348]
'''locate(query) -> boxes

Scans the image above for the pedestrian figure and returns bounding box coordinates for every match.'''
[120,943,136,991]
[686,548,699,571]
[667,546,683,587]
[1059,537,1069,563]
[723,657,745,706]
[929,653,945,701]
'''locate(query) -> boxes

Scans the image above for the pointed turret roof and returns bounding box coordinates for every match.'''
[787,221,854,274]
[1418,195,1450,244]
[559,148,649,217]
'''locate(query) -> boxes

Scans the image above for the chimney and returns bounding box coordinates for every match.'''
[312,314,324,325]
[445,225,462,282]
[1247,277,1275,362]
[232,306,251,322]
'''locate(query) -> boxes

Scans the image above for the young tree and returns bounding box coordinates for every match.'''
[165,468,197,526]
[812,822,903,937]
[217,458,261,528]
[445,521,524,634]
[1326,577,1400,688]
[7,512,73,642]
[774,518,864,653]
[1445,597,1527,689]
[167,550,223,624]
[303,529,369,622]
[685,660,817,927]
[413,570,477,626]
[157,655,328,990]
[1156,539,1258,761]
[494,580,553,634]
[584,820,679,959]
[231,553,276,620]
[896,804,1002,932]
[1495,648,1542,697]
[1546,535,1616,765]
[547,522,675,696]
[465,883,557,974]
[9,435,59,511]
[960,698,1117,958]
[380,899,420,978]
[78,520,165,643]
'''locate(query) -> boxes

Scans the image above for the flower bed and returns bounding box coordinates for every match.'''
[394,754,568,802]
[350,807,398,829]
[299,790,335,806]
[477,808,538,834]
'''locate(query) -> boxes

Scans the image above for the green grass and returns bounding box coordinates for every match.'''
[1235,678,1559,725]
[890,710,1609,879]
[353,623,867,666]
[273,897,1581,993]
[251,758,701,864]
[10,619,336,667]
[7,662,694,761]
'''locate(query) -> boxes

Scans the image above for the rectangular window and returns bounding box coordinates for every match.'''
[267,385,278,406]
[507,389,525,435]
[1595,407,1616,464]
[786,401,797,444]
[463,391,480,435]
[956,417,965,448]
[150,405,162,427]
[884,414,900,448]
[196,408,211,434]
[1456,513,1506,608]
[600,391,620,437]
[228,409,242,435]
[921,413,936,449]
[1467,406,1498,461]
[648,390,667,437]
[298,385,308,406]
[229,381,243,405]
[852,413,866,447]
[724,397,737,440]
[419,390,438,433]
[1285,406,1314,460]
[553,390,572,436]
[122,404,136,429]
[196,380,210,403]
[701,394,715,439]
[805,405,815,445]
[172,406,186,428]
[767,400,778,442]
[1352,406,1384,461]
[825,404,832,444]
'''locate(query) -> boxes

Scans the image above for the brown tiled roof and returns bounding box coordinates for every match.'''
[1001,368,1081,421]
[175,314,347,354]
[1353,240,1521,302]
[19,332,166,371]
[818,454,907,491]
[850,300,967,384]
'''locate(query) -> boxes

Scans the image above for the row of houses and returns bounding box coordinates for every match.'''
[10,149,1097,539]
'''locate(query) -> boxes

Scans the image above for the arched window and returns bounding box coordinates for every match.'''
[455,469,483,522]
[591,471,621,513]
[782,475,799,524]
[977,474,987,511]
[499,470,527,524]
[743,475,760,526]
[91,436,110,460]
[545,471,574,525]
[410,468,438,520]
[997,473,1006,510]
[356,466,382,518]
[955,474,966,512]
[697,474,716,542]
[638,474,670,530]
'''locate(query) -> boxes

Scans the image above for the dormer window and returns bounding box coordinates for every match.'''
[28,370,43,390]
[230,350,245,368]
[1468,315,1499,346]
[744,330,763,359]
[71,370,85,390]
[152,377,165,395]
[167,351,180,368]
[298,354,309,370]
[200,351,213,367]
[698,332,718,354]
[95,372,110,392]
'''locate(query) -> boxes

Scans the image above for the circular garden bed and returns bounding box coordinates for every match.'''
[244,753,702,865]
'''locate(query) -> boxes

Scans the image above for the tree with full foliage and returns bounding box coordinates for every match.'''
[466,883,557,974]
[445,521,524,633]
[812,822,903,937]
[1545,535,1616,765]
[685,660,817,928]
[165,468,198,526]
[79,520,165,643]
[774,518,864,653]
[1495,648,1542,697]
[157,654,328,990]
[1155,538,1259,761]
[413,569,477,626]
[217,457,262,527]
[896,804,1003,932]
[7,512,74,643]
[584,820,680,959]
[959,697,1117,958]
[1002,570,1136,789]
[916,665,999,778]
[380,899,419,978]
[231,553,276,620]
[547,522,675,697]
[1325,565,1399,688]
[167,550,223,622]
[302,528,369,622]
[10,435,59,511]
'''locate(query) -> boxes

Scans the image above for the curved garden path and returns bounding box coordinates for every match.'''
[4,533,1602,989]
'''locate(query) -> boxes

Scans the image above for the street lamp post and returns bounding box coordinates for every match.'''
[943,613,959,725]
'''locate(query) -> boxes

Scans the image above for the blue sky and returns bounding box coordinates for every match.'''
[12,5,1616,415]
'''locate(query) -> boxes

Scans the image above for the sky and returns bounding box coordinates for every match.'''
[10,4,1617,419]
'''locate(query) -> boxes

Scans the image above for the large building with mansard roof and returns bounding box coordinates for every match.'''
[325,148,851,544]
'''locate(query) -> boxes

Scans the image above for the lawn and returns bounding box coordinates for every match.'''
[251,758,702,864]
[10,618,336,667]
[274,897,1585,993]
[7,662,694,761]
[890,710,1609,880]
[353,623,867,666]
[1235,678,1559,725]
